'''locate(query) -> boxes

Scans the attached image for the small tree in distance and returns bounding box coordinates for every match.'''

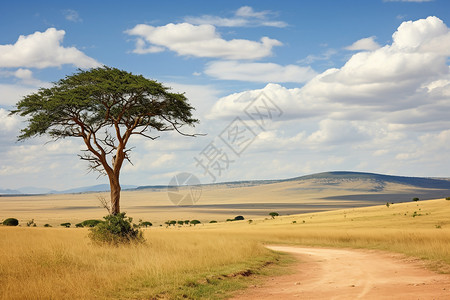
[269,212,279,219]
[12,67,199,215]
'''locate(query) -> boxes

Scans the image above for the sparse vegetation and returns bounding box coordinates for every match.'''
[43,224,52,227]
[26,219,36,227]
[413,197,420,202]
[2,218,19,226]
[140,221,153,228]
[209,220,217,223]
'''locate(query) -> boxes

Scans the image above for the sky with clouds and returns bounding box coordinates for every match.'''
[0,0,449,190]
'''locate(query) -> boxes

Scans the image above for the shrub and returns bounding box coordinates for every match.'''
[184,220,190,225]
[88,213,144,245]
[2,218,19,226]
[234,215,244,221]
[169,220,177,226]
[412,197,419,202]
[26,219,36,227]
[248,219,253,224]
[44,223,52,227]
[226,219,234,222]
[446,197,450,200]
[177,220,184,226]
[209,220,217,223]
[81,219,103,227]
[190,220,201,226]
[140,221,152,227]
[75,223,84,228]
[386,202,390,208]
[269,212,279,219]
[60,222,71,228]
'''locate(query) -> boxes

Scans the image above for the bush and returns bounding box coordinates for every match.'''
[446,197,450,200]
[44,223,52,227]
[75,223,84,228]
[190,220,201,226]
[88,213,144,245]
[140,221,152,227]
[209,220,217,223]
[2,218,19,226]
[234,215,244,221]
[60,222,71,228]
[81,219,103,227]
[412,197,419,202]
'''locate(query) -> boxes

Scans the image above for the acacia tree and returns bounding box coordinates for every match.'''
[12,67,198,215]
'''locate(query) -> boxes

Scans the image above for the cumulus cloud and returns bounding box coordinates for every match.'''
[0,108,20,132]
[204,61,317,83]
[210,16,450,156]
[0,28,100,68]
[345,36,381,51]
[185,6,288,28]
[126,23,282,59]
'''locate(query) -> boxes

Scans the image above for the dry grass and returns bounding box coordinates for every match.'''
[1,198,450,299]
[0,227,278,300]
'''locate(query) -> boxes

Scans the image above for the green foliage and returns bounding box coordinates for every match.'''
[44,224,52,227]
[169,220,177,226]
[60,223,71,228]
[12,66,199,142]
[184,220,190,225]
[292,221,297,224]
[177,220,184,226]
[2,218,19,226]
[75,223,84,228]
[412,197,419,202]
[269,212,279,219]
[81,219,103,227]
[209,220,217,223]
[226,219,234,222]
[140,221,152,228]
[234,216,244,221]
[386,202,390,208]
[190,220,201,226]
[88,213,144,245]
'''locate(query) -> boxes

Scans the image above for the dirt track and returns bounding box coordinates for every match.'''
[232,245,450,300]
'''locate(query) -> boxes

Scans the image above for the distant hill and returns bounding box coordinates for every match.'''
[285,171,450,189]
[1,171,449,196]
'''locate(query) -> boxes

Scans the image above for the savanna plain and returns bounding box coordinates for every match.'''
[1,176,450,299]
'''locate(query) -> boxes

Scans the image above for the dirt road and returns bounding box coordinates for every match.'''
[232,246,450,299]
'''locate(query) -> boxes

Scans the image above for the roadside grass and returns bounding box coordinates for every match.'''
[1,198,449,299]
[0,227,289,300]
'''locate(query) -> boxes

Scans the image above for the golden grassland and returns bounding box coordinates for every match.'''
[0,178,435,225]
[1,198,450,299]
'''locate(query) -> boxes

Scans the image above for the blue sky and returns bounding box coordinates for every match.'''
[1,0,450,190]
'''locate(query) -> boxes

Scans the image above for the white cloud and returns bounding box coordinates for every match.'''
[0,28,100,68]
[345,36,381,51]
[185,6,287,28]
[210,16,450,150]
[298,49,337,64]
[204,61,317,83]
[0,108,20,131]
[0,83,37,106]
[126,23,282,59]
[63,9,82,22]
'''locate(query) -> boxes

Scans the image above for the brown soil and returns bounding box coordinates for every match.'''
[231,246,450,300]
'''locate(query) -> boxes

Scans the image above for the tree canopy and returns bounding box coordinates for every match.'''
[12,66,199,214]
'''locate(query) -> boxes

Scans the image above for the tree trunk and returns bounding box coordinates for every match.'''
[109,174,121,215]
